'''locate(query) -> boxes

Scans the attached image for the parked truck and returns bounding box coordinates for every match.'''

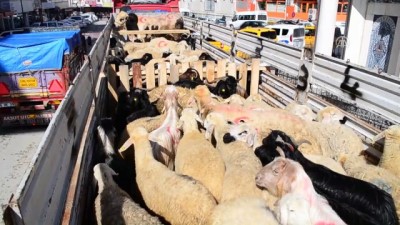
[0,30,84,126]
[2,12,400,225]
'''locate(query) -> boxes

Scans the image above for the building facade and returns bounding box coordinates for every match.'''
[346,0,400,76]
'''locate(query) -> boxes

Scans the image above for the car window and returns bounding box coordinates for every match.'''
[258,15,267,20]
[48,22,57,27]
[305,29,315,36]
[40,23,47,27]
[282,29,289,35]
[272,28,281,35]
[232,15,237,21]
[71,17,81,21]
[293,28,305,37]
[261,31,277,40]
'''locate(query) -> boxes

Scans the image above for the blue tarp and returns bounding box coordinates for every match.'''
[0,30,81,73]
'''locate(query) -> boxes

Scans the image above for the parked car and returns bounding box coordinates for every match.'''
[266,24,305,48]
[240,27,277,41]
[69,16,88,27]
[227,10,268,29]
[81,13,98,23]
[238,20,268,30]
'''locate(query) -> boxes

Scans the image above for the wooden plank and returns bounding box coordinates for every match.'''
[145,64,156,89]
[227,62,237,77]
[169,64,180,83]
[250,58,260,95]
[206,61,216,82]
[119,65,129,92]
[119,29,190,35]
[107,64,118,101]
[239,63,248,91]
[158,62,168,86]
[193,61,204,80]
[132,63,142,88]
[216,59,228,78]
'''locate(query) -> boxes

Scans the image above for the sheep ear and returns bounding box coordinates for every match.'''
[204,124,215,141]
[246,132,256,147]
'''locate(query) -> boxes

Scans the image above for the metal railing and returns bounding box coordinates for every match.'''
[183,17,400,142]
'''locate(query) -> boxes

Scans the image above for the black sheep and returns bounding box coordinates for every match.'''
[171,68,204,89]
[255,130,399,225]
[207,75,238,99]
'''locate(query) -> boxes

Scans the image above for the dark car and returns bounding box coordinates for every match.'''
[239,21,268,30]
[215,18,226,26]
[276,19,298,25]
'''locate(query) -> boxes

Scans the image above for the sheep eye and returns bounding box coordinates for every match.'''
[273,169,279,176]
[134,97,138,102]
[239,119,245,123]
[191,77,194,80]
[239,131,248,136]
[221,88,225,92]
[227,121,233,125]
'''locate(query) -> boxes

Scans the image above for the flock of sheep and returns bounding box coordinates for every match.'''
[92,12,400,225]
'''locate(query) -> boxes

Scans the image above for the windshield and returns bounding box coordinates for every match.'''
[261,31,277,40]
[71,17,82,20]
[293,28,305,37]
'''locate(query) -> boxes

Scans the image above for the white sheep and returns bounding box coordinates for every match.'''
[93,163,163,225]
[118,114,167,160]
[372,125,400,177]
[203,112,277,208]
[256,157,346,225]
[316,106,346,124]
[285,102,316,122]
[149,85,181,169]
[208,197,279,225]
[175,108,226,202]
[129,126,217,225]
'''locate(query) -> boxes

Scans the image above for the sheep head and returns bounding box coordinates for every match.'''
[255,157,303,197]
[115,11,129,29]
[161,85,179,113]
[222,123,259,148]
[372,125,400,144]
[93,163,118,192]
[316,106,346,124]
[204,112,229,142]
[177,108,202,133]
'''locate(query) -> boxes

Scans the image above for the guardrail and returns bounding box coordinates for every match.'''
[183,17,400,142]
[5,18,113,225]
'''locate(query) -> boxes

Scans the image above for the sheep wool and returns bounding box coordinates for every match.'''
[285,102,316,122]
[304,154,347,175]
[373,125,400,177]
[316,106,346,124]
[342,156,400,218]
[93,163,163,225]
[204,112,277,208]
[175,108,226,202]
[208,197,279,225]
[129,127,217,225]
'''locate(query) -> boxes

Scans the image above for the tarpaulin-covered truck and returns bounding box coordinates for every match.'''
[0,30,83,126]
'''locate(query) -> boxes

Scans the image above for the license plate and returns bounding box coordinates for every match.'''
[18,77,38,88]
[0,102,16,108]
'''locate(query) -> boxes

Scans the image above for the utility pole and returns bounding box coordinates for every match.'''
[19,0,28,26]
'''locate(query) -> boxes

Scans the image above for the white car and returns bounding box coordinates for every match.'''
[266,24,305,49]
[227,11,268,29]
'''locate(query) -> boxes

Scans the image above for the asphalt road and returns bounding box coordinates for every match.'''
[0,19,107,224]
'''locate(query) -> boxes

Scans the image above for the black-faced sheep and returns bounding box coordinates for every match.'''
[255,130,399,225]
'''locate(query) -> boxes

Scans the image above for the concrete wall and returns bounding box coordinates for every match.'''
[346,1,400,76]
